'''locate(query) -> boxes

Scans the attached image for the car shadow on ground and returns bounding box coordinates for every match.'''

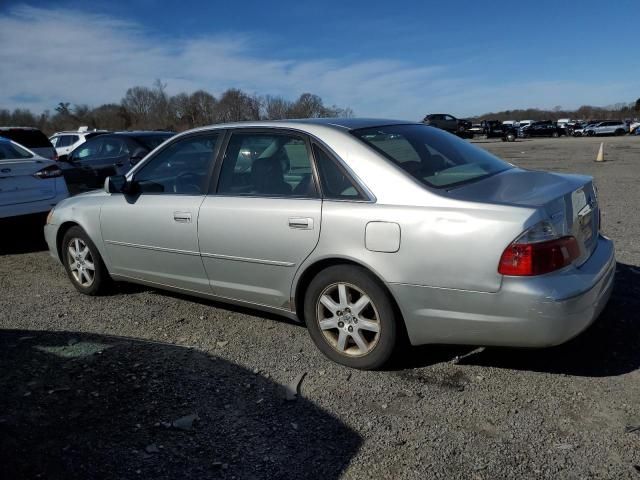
[438,261,640,377]
[0,213,48,255]
[0,330,361,480]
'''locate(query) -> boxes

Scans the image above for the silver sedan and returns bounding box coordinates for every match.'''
[44,119,615,369]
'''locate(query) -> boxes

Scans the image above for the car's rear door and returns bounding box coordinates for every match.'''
[99,132,222,292]
[197,129,321,308]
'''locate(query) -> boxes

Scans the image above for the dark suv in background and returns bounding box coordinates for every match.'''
[0,127,57,160]
[423,114,472,135]
[61,131,174,194]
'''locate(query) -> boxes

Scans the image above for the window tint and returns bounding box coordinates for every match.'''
[0,140,33,160]
[57,136,72,148]
[69,135,79,144]
[0,129,52,148]
[353,124,510,188]
[100,138,128,157]
[134,133,219,194]
[217,132,317,197]
[75,138,104,159]
[312,144,364,200]
[134,134,173,150]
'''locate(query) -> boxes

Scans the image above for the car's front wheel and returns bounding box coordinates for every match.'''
[304,265,397,369]
[62,226,110,295]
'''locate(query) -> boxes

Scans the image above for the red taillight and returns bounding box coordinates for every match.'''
[498,236,580,276]
[33,165,63,179]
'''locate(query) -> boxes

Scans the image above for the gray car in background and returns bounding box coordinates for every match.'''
[43,119,615,369]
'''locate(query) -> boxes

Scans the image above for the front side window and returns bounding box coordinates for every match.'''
[75,138,104,159]
[353,124,511,188]
[217,132,317,197]
[134,133,219,194]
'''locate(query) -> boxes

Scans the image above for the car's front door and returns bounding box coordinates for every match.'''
[197,130,321,309]
[100,132,222,292]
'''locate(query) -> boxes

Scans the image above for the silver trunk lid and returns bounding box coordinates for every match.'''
[446,168,598,265]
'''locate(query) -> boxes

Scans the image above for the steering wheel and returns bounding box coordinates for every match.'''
[173,172,201,194]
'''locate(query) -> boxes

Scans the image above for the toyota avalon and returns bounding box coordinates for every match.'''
[44,119,615,369]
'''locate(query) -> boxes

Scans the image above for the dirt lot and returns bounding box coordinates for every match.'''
[1,135,639,479]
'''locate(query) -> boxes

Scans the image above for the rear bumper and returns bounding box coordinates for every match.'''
[390,235,615,347]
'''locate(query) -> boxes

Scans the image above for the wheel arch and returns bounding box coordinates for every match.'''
[55,221,81,263]
[293,257,408,338]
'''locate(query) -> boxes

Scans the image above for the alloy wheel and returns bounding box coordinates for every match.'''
[67,238,95,287]
[316,282,381,357]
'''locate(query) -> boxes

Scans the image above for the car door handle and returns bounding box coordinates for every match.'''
[288,217,313,230]
[173,211,192,223]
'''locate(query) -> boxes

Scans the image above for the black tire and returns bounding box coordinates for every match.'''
[506,132,516,142]
[552,131,559,138]
[304,265,397,369]
[615,129,625,136]
[61,226,111,295]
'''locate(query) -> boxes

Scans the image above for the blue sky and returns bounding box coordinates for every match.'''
[0,1,637,119]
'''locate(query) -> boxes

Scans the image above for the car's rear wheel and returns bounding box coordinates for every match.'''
[505,132,516,142]
[304,265,397,369]
[62,226,110,295]
[615,129,625,136]
[552,131,559,138]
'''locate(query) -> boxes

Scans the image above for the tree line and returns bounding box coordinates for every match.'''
[473,98,640,122]
[0,80,354,135]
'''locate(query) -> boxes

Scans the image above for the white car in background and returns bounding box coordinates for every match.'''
[0,137,69,219]
[49,128,109,160]
[585,121,629,136]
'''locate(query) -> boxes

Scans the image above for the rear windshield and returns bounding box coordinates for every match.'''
[0,129,52,148]
[135,134,173,151]
[352,124,511,188]
[0,140,34,160]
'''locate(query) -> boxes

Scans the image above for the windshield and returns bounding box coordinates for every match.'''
[352,124,511,188]
[0,139,34,160]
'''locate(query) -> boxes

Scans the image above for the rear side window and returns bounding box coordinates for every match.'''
[312,144,364,200]
[0,140,33,160]
[0,129,52,148]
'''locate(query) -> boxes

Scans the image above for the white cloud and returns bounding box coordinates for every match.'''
[0,4,638,119]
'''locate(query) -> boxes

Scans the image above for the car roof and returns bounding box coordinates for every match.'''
[188,118,415,135]
[109,131,175,137]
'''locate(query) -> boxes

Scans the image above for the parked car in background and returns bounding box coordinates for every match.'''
[521,121,566,138]
[481,120,517,141]
[61,131,174,194]
[423,114,471,135]
[573,122,597,137]
[518,120,535,129]
[44,118,614,369]
[585,121,629,136]
[49,128,109,160]
[0,127,57,160]
[0,137,68,219]
[629,121,640,134]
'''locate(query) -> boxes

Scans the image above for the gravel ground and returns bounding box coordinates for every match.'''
[1,135,639,479]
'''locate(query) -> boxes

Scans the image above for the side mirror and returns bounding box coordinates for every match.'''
[104,175,128,194]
